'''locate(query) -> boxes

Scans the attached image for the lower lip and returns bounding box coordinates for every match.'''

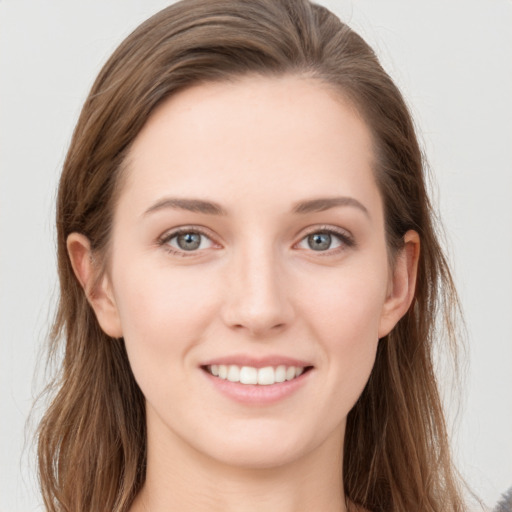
[202,368,312,405]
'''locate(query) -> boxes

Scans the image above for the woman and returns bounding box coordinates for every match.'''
[37,0,467,510]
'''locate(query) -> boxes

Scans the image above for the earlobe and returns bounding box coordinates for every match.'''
[66,233,123,338]
[378,230,420,338]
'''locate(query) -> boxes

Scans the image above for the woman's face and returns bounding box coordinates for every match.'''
[85,75,414,469]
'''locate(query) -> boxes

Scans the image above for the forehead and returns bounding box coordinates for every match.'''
[121,74,379,215]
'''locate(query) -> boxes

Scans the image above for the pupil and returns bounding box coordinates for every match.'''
[177,233,201,250]
[308,233,331,251]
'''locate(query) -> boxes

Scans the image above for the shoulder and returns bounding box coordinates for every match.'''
[493,486,512,512]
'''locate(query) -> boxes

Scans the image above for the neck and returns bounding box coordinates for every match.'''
[130,417,347,512]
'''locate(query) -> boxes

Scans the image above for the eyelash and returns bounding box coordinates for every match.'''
[298,225,355,255]
[158,226,215,257]
[157,225,355,257]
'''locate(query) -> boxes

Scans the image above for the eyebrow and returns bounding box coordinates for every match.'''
[292,196,369,217]
[143,195,369,218]
[144,198,227,216]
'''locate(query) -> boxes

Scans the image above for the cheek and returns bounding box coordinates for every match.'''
[111,259,220,369]
[303,257,389,341]
[300,258,388,399]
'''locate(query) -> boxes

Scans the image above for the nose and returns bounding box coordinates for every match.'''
[220,244,295,338]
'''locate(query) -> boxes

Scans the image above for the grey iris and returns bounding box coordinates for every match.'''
[177,232,201,250]
[308,233,331,251]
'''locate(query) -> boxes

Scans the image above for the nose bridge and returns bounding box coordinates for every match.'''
[222,235,293,336]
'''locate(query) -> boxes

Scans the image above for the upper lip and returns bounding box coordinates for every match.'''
[200,355,313,368]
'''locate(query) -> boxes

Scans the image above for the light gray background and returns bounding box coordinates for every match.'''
[1,1,511,510]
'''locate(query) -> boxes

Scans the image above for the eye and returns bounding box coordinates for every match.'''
[296,228,354,252]
[160,228,215,255]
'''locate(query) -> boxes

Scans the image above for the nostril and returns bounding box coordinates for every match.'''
[231,321,287,337]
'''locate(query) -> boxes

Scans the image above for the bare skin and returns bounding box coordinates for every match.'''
[68,75,419,512]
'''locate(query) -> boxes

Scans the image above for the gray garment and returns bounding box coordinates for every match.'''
[494,487,512,512]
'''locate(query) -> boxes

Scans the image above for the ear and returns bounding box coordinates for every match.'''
[67,233,123,338]
[378,230,420,338]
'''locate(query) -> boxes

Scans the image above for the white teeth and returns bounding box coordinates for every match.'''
[227,365,240,382]
[275,365,286,383]
[257,366,274,385]
[285,366,296,381]
[206,364,307,385]
[239,366,258,385]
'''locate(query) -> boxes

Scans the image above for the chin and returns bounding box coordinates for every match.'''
[207,441,307,471]
[189,419,336,471]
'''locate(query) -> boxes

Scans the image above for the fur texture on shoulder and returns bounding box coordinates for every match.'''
[494,487,512,512]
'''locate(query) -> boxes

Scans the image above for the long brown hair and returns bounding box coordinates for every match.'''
[37,0,466,510]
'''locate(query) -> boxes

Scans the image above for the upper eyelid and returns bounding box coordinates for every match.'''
[158,225,217,243]
[297,224,353,240]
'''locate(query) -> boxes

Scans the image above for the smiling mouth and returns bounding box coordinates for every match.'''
[203,364,313,385]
